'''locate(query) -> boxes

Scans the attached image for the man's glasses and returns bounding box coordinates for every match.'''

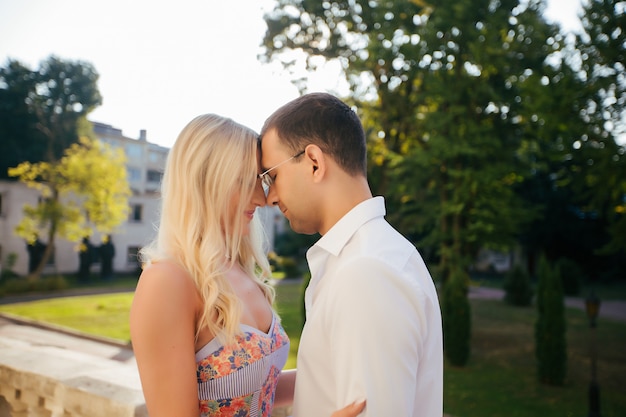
[258,150,305,190]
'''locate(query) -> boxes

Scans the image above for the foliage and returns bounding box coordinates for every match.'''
[268,252,302,279]
[0,275,69,297]
[260,0,568,275]
[442,267,471,366]
[557,257,585,296]
[535,255,567,385]
[0,56,102,179]
[273,228,319,258]
[572,0,626,257]
[259,0,626,284]
[0,253,19,280]
[8,137,131,279]
[518,0,626,280]
[503,264,534,306]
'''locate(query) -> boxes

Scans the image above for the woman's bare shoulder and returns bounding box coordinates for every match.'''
[133,260,199,312]
[139,261,194,287]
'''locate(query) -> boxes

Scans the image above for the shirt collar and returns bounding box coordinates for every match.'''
[313,196,386,257]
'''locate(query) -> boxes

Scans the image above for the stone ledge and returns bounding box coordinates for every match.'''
[0,315,292,417]
[0,335,147,417]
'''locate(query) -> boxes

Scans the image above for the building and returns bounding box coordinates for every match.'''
[0,122,281,278]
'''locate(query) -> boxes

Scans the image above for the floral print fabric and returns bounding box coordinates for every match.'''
[196,316,290,417]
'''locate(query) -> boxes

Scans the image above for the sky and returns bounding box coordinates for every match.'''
[0,0,584,148]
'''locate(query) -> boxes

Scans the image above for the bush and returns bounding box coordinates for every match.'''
[503,264,533,307]
[443,268,471,367]
[274,229,319,258]
[557,257,584,296]
[0,275,69,295]
[268,252,302,279]
[280,257,301,279]
[0,252,19,280]
[535,256,567,385]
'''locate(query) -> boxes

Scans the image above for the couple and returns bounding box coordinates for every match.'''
[129,93,443,417]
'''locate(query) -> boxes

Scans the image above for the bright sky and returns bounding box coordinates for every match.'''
[0,0,583,148]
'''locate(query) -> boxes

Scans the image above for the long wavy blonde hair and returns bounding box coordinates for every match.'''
[140,114,274,344]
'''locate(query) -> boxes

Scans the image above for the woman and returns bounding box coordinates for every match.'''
[130,114,364,417]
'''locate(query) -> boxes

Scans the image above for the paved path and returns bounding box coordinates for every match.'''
[468,286,626,322]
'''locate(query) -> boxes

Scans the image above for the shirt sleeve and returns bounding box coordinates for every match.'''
[324,256,429,417]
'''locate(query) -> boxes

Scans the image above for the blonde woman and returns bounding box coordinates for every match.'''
[130,114,364,417]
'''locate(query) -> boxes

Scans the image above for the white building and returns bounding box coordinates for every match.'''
[0,122,281,278]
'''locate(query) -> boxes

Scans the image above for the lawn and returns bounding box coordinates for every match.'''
[1,279,625,417]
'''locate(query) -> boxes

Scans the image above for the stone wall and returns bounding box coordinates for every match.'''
[0,314,292,417]
[0,329,147,417]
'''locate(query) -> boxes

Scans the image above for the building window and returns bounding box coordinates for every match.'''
[149,150,164,164]
[126,143,143,159]
[147,169,162,183]
[127,246,141,267]
[129,204,143,222]
[127,167,142,182]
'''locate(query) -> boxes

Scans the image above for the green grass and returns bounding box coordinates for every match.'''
[1,279,625,417]
[445,299,626,417]
[0,292,134,342]
[273,280,305,369]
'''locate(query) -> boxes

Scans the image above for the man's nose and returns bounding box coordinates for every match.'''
[265,186,279,206]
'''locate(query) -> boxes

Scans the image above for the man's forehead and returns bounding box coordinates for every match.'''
[260,129,287,163]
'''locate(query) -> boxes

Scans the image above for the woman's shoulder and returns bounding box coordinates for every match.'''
[135,260,200,306]
[141,259,187,277]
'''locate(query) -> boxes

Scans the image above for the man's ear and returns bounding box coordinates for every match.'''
[304,144,326,183]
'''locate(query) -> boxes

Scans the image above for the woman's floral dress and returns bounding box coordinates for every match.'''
[195,315,290,417]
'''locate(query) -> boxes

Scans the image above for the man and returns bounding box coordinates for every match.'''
[259,92,443,416]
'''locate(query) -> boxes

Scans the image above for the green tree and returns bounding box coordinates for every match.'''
[0,60,45,179]
[519,0,626,280]
[503,264,534,306]
[8,137,131,279]
[442,266,471,366]
[260,0,565,280]
[557,257,585,296]
[573,0,626,261]
[0,56,102,178]
[535,255,567,385]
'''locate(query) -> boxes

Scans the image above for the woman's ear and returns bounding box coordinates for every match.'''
[304,144,326,183]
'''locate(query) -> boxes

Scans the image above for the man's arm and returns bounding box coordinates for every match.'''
[327,257,428,416]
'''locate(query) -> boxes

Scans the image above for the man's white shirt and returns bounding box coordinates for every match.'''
[292,196,444,417]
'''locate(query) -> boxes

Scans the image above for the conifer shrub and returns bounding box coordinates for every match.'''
[503,264,533,306]
[535,256,567,385]
[557,257,584,296]
[443,267,471,367]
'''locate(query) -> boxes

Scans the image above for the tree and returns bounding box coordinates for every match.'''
[260,0,567,280]
[0,60,45,178]
[535,255,567,385]
[0,56,102,178]
[518,0,626,280]
[442,266,471,366]
[8,137,131,279]
[503,264,534,306]
[573,0,626,263]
